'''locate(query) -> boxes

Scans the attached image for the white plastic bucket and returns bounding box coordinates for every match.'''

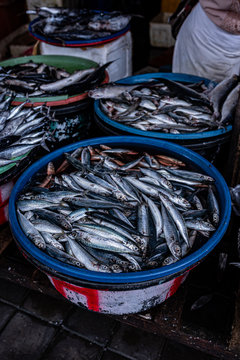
[40,31,132,82]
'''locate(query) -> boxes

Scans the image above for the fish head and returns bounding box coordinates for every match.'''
[111,264,122,273]
[88,89,103,99]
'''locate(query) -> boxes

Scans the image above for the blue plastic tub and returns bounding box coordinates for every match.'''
[94,73,232,163]
[9,136,231,314]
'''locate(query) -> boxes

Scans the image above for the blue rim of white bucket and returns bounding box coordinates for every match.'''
[94,73,232,140]
[29,17,130,46]
[9,136,231,284]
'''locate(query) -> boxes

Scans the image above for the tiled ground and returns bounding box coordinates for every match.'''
[0,278,222,360]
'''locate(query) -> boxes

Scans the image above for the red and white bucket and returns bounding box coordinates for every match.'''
[0,181,14,225]
[48,272,188,314]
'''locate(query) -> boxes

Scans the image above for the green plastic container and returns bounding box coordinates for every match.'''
[0,55,108,145]
[0,55,101,105]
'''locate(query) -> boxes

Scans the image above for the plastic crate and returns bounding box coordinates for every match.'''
[150,12,175,48]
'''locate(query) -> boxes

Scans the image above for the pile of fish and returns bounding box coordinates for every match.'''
[28,7,131,41]
[16,145,220,273]
[0,93,53,178]
[89,74,240,133]
[0,61,111,97]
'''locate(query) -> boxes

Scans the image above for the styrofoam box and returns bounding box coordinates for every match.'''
[150,12,175,48]
[40,31,133,82]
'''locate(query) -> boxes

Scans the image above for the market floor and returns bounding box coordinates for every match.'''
[0,278,222,360]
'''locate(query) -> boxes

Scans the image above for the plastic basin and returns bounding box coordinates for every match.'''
[0,55,109,106]
[9,136,231,314]
[29,16,130,47]
[0,181,14,225]
[94,73,232,162]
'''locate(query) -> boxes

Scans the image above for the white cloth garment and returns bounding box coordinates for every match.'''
[172,3,240,82]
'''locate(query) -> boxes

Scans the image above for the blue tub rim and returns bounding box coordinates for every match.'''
[9,136,231,284]
[94,73,232,141]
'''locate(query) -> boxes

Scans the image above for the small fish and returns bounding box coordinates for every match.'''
[207,186,220,227]
[73,230,138,254]
[40,67,96,92]
[220,84,240,124]
[142,194,162,239]
[17,210,46,249]
[208,74,239,118]
[89,82,151,99]
[16,144,219,274]
[185,219,215,232]
[68,238,111,272]
[159,193,189,246]
[41,232,64,251]
[161,203,182,259]
[33,208,72,231]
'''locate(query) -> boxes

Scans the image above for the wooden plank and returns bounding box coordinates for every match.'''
[114,309,240,359]
[1,244,240,359]
[114,309,240,360]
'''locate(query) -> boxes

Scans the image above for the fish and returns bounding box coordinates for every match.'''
[73,229,138,254]
[17,210,46,249]
[161,203,182,259]
[45,244,82,267]
[185,219,215,232]
[88,83,147,99]
[32,219,64,234]
[68,238,111,272]
[220,84,240,124]
[16,145,219,273]
[0,60,111,97]
[0,100,53,175]
[207,186,220,227]
[41,232,65,251]
[98,76,239,134]
[33,209,72,231]
[159,193,189,246]
[142,194,162,239]
[40,67,96,92]
[29,7,131,42]
[0,144,37,160]
[208,74,239,118]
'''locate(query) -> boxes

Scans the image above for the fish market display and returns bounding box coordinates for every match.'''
[28,7,131,42]
[0,61,111,97]
[16,145,220,273]
[0,93,53,178]
[89,74,240,133]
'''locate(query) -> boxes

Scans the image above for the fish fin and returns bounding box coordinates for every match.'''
[40,134,50,152]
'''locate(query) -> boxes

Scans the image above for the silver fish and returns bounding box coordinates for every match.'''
[40,67,96,92]
[208,74,239,118]
[161,203,182,259]
[142,194,162,239]
[17,210,46,249]
[159,193,189,246]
